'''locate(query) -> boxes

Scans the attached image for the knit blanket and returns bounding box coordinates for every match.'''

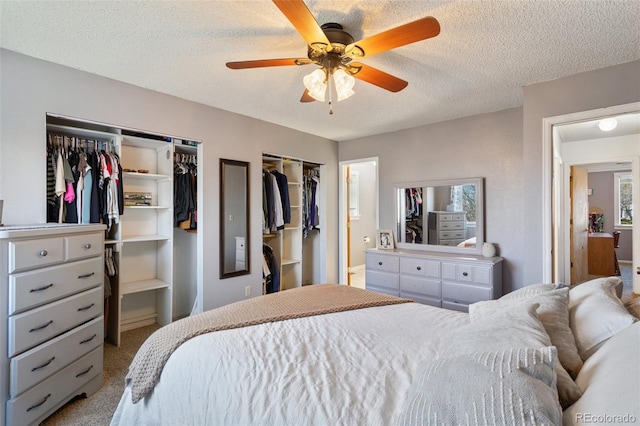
[125,284,412,403]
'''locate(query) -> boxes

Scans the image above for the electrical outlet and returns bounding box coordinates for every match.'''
[245,286,252,297]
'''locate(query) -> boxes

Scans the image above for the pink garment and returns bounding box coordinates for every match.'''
[64,182,75,203]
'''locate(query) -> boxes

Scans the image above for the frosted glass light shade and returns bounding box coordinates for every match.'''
[303,69,327,101]
[333,69,355,101]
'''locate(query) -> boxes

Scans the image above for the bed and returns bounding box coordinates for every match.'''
[111,279,639,426]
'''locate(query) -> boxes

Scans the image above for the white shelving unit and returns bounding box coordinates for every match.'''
[110,135,174,345]
[262,156,302,291]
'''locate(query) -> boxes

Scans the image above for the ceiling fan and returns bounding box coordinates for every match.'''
[226,0,440,112]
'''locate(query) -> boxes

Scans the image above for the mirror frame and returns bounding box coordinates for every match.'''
[394,177,485,255]
[220,159,250,279]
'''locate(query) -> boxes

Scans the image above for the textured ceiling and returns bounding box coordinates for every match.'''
[1,0,639,141]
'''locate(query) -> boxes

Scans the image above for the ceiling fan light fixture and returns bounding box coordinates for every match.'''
[333,69,355,101]
[598,118,618,131]
[303,68,327,101]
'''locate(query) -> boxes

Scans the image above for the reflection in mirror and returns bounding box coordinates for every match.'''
[220,159,250,278]
[395,178,484,255]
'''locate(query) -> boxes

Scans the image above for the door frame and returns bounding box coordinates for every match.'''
[543,102,640,289]
[338,157,379,285]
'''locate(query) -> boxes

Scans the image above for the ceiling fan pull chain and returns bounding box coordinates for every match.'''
[328,68,334,115]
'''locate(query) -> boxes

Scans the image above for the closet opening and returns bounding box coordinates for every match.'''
[45,113,203,346]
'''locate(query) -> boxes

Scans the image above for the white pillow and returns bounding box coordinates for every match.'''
[471,287,583,379]
[500,283,564,300]
[569,277,637,360]
[563,321,640,424]
[441,302,582,409]
[399,347,561,426]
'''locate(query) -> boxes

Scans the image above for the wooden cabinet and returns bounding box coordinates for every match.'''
[1,224,105,426]
[588,233,616,276]
[365,248,502,312]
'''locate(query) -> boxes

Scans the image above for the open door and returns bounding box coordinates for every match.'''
[570,166,589,284]
[346,166,352,286]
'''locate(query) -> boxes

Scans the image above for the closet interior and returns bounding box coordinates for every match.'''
[45,114,200,346]
[262,154,323,293]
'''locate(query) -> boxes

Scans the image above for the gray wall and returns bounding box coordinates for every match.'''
[340,108,524,293]
[340,59,640,292]
[0,49,339,311]
[523,60,640,286]
[588,170,633,261]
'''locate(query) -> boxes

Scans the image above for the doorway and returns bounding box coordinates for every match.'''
[339,158,378,287]
[545,103,640,296]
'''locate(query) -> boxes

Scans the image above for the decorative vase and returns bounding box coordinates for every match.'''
[482,242,496,258]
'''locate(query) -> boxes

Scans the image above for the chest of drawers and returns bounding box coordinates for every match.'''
[427,211,467,246]
[365,248,502,312]
[1,224,105,426]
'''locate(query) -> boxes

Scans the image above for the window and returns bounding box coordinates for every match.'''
[451,184,477,223]
[614,172,633,227]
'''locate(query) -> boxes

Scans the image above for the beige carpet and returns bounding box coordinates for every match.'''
[40,324,159,426]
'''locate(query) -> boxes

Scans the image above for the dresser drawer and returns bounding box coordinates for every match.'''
[438,221,465,231]
[8,238,64,273]
[8,287,103,357]
[442,300,469,313]
[9,257,103,315]
[438,230,465,241]
[442,282,491,305]
[442,263,492,285]
[65,233,103,261]
[400,276,440,298]
[6,347,102,426]
[365,270,399,291]
[399,257,440,278]
[366,253,399,273]
[10,317,103,397]
[401,292,441,308]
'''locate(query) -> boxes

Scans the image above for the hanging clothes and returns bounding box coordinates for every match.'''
[262,168,285,233]
[46,132,123,229]
[174,152,197,229]
[263,244,279,293]
[303,168,320,238]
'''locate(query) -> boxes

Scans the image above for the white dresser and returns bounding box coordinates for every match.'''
[427,211,467,246]
[365,248,502,312]
[0,224,105,426]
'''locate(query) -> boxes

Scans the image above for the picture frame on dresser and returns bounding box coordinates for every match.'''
[376,229,394,250]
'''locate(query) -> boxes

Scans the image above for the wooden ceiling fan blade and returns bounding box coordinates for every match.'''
[346,16,440,58]
[272,0,331,49]
[350,63,408,92]
[226,58,310,69]
[300,90,316,103]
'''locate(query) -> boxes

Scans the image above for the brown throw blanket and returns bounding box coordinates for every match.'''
[126,284,412,403]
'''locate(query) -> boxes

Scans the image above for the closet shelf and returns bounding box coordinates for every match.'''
[121,235,171,243]
[120,278,170,295]
[281,258,301,266]
[284,226,300,231]
[122,171,171,181]
[104,239,118,245]
[263,233,279,239]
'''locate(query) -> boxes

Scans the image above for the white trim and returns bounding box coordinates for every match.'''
[543,102,640,286]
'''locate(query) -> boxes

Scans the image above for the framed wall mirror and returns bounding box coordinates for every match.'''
[395,177,485,255]
[220,159,250,278]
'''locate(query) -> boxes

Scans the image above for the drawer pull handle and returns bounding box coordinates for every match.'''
[39,250,48,257]
[416,266,422,271]
[77,303,95,312]
[462,272,469,277]
[31,357,56,372]
[30,320,53,333]
[80,334,98,345]
[84,243,92,250]
[30,283,54,293]
[26,393,51,412]
[78,272,95,279]
[378,261,383,266]
[75,364,94,378]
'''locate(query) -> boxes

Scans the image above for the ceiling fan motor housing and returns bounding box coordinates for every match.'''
[308,23,362,69]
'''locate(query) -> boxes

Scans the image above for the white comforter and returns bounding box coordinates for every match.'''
[111,303,468,426]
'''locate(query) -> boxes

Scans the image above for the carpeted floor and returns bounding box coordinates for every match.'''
[40,324,160,426]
